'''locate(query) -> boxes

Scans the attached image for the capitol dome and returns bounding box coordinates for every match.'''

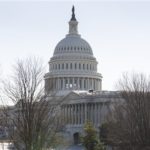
[44,6,102,95]
[54,35,93,56]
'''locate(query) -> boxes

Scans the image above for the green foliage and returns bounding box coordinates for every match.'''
[82,121,105,150]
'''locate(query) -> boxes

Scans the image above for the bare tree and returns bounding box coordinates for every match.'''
[106,73,150,150]
[2,57,64,150]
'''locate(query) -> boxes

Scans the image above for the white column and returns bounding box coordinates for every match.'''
[77,78,79,90]
[91,78,94,90]
[71,105,73,124]
[87,78,88,90]
[91,104,93,123]
[75,104,77,125]
[85,103,87,122]
[89,78,92,89]
[82,78,84,90]
[65,105,67,123]
[96,79,98,90]
[57,78,60,90]
[100,79,102,90]
[94,103,97,125]
[78,104,80,124]
[63,78,65,90]
[98,103,101,126]
[81,104,83,124]
[87,78,89,90]
[66,105,68,124]
[72,105,74,124]
[70,105,72,125]
[53,78,55,91]
[64,105,66,123]
[94,79,96,90]
[67,78,70,89]
[55,78,57,90]
[100,103,104,124]
[72,78,74,89]
[80,104,82,124]
[97,79,99,90]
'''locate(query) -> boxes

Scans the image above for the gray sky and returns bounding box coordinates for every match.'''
[0,1,150,91]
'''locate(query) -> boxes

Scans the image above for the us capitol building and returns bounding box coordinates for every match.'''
[44,6,120,145]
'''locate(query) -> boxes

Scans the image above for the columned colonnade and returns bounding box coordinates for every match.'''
[45,77,102,91]
[62,102,104,126]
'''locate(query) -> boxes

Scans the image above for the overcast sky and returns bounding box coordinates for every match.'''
[0,1,150,91]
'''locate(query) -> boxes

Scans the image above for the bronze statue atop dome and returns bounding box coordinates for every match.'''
[71,5,76,21]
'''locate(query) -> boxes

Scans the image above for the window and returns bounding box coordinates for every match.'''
[75,63,77,69]
[83,64,85,69]
[79,64,81,69]
[74,79,77,87]
[87,64,88,70]
[70,63,72,69]
[84,80,86,89]
[66,63,68,69]
[62,63,64,69]
[79,80,82,88]
[61,79,63,89]
[59,64,60,69]
[55,64,57,69]
[65,79,68,88]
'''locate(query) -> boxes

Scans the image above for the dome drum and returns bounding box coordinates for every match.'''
[45,76,102,95]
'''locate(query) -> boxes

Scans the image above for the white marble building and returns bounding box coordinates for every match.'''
[44,6,120,145]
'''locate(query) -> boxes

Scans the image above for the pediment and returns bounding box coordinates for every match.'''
[62,91,81,104]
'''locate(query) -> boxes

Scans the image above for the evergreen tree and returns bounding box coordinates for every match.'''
[82,121,105,150]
